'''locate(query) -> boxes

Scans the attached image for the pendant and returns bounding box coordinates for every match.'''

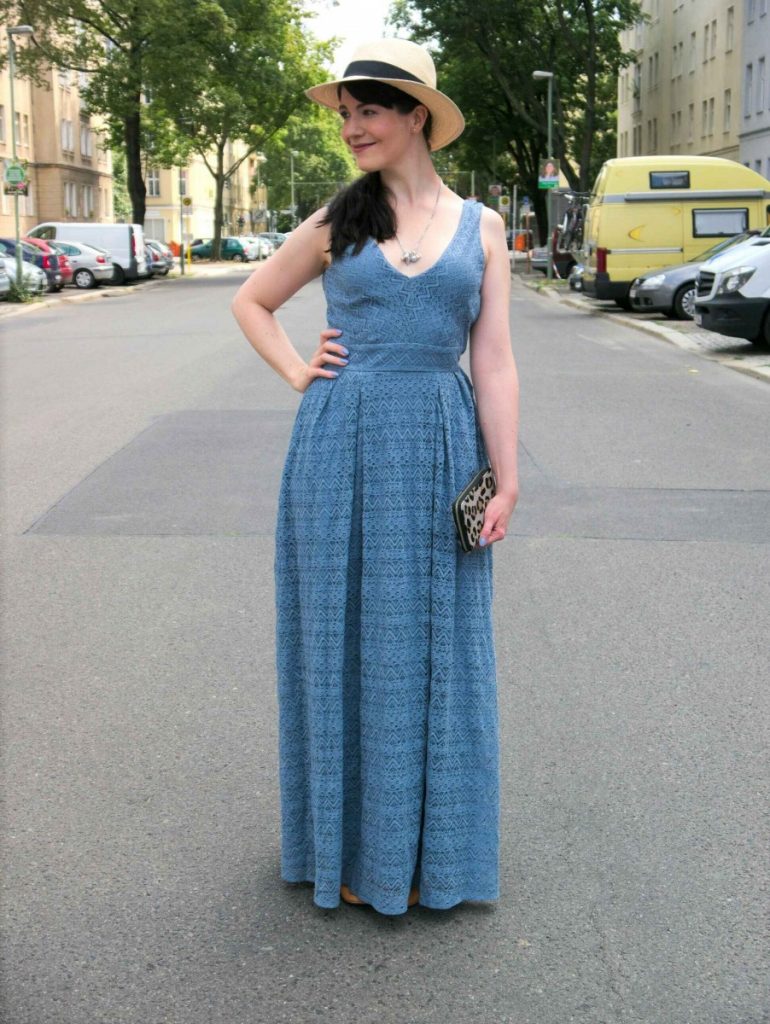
[401,250,421,265]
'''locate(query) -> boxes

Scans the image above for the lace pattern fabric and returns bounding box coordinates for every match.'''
[274,199,499,915]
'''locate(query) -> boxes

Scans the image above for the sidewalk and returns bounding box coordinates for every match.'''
[515,271,770,384]
[0,260,251,321]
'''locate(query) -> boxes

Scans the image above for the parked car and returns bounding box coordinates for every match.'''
[190,236,252,261]
[0,237,63,292]
[49,240,115,289]
[146,239,174,273]
[3,254,47,294]
[567,263,585,291]
[693,234,770,347]
[28,222,147,284]
[581,156,770,309]
[144,241,171,277]
[531,229,576,279]
[0,257,10,300]
[240,235,274,259]
[258,231,288,250]
[629,230,766,320]
[24,236,73,287]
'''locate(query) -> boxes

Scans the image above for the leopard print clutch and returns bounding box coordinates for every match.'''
[452,466,496,553]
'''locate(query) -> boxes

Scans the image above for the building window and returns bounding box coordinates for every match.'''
[688,103,695,141]
[703,23,709,62]
[748,0,756,21]
[744,65,753,117]
[701,99,708,135]
[726,6,735,49]
[760,0,768,15]
[179,169,188,197]
[652,118,658,151]
[14,111,21,146]
[689,31,696,72]
[671,44,677,78]
[648,56,653,89]
[57,66,69,87]
[724,89,732,131]
[64,181,78,217]
[0,104,5,143]
[758,58,766,113]
[22,113,29,146]
[147,167,161,198]
[60,118,74,151]
[708,97,715,134]
[710,20,717,57]
[633,62,642,112]
[654,52,659,86]
[80,121,93,158]
[81,185,94,216]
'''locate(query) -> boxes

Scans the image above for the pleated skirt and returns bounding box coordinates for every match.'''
[274,367,499,915]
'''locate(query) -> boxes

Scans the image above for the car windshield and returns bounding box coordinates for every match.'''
[690,232,755,263]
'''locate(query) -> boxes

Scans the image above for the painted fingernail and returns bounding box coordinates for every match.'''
[339,359,348,365]
[340,345,349,354]
[329,371,339,377]
[479,537,488,547]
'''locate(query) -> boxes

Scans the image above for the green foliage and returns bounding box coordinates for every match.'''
[260,107,356,228]
[110,150,133,223]
[392,0,643,236]
[6,280,33,303]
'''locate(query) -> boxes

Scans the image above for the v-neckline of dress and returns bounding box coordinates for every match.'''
[372,199,470,281]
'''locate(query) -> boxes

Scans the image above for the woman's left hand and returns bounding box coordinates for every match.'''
[478,490,518,547]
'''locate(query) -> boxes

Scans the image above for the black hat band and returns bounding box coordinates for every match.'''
[343,60,425,85]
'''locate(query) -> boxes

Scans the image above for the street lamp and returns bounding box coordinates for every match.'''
[289,149,299,230]
[532,69,554,282]
[7,25,34,292]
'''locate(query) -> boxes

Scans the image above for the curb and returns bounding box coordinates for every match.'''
[0,261,252,321]
[516,276,770,385]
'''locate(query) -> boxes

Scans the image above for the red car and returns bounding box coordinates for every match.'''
[23,236,73,287]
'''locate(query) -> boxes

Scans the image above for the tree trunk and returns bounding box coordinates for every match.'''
[124,106,146,226]
[212,143,226,260]
[579,0,597,191]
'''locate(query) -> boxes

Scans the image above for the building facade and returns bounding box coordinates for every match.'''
[617,0,744,163]
[144,146,267,247]
[1,29,113,236]
[738,0,770,178]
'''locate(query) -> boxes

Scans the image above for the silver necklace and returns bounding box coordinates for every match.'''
[394,181,443,265]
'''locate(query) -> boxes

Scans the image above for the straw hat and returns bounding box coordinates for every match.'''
[305,38,465,151]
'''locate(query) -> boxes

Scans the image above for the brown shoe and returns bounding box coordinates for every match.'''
[339,884,421,908]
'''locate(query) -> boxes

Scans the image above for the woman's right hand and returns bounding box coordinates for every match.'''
[292,329,349,393]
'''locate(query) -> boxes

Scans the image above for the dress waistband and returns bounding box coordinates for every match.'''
[330,341,459,374]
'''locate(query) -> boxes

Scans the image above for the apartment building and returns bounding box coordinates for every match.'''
[738,0,770,179]
[0,28,112,236]
[144,145,267,246]
[617,0,743,162]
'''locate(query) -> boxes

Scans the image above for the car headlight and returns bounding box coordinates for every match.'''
[640,274,666,289]
[717,267,755,294]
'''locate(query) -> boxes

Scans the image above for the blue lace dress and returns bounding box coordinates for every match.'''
[274,198,499,915]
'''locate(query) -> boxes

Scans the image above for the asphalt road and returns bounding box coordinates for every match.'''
[2,270,769,1024]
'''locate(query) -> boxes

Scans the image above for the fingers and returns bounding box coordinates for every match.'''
[478,503,509,548]
[310,328,348,368]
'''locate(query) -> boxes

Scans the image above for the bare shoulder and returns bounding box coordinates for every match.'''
[479,204,506,241]
[282,206,332,266]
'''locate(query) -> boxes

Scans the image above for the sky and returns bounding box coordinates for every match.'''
[305,0,397,75]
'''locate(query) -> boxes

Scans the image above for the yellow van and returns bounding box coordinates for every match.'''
[581,156,770,308]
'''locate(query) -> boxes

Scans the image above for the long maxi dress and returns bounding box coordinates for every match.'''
[274,198,499,915]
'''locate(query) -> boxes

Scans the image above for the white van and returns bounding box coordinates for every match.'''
[27,222,147,284]
[693,234,770,346]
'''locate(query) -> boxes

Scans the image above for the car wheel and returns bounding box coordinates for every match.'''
[753,308,770,348]
[233,253,246,262]
[74,268,96,289]
[615,294,633,312]
[673,283,697,320]
[112,264,126,285]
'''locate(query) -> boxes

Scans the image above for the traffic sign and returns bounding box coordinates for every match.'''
[182,196,193,207]
[499,195,511,210]
[3,160,28,196]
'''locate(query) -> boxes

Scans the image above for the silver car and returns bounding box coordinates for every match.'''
[629,230,766,320]
[4,256,47,294]
[0,256,10,300]
[51,240,115,289]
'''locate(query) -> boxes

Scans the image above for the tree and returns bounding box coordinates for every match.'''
[392,0,642,239]
[260,107,355,229]
[151,0,333,257]
[2,0,331,241]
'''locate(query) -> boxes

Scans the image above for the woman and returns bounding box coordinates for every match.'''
[232,38,519,916]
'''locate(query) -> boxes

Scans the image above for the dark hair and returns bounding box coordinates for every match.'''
[320,79,433,258]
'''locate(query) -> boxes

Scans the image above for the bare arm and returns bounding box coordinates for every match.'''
[469,207,520,546]
[231,209,347,392]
